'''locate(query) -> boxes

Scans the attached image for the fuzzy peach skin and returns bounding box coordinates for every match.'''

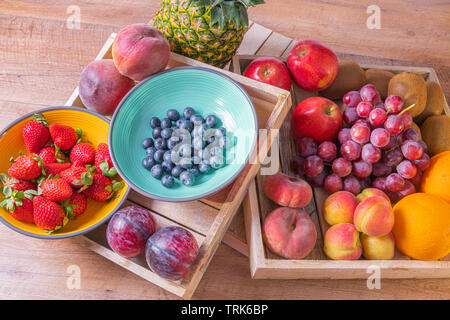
[79,59,135,116]
[354,196,394,237]
[361,232,395,260]
[263,207,317,259]
[323,191,358,225]
[112,23,170,81]
[263,172,312,208]
[357,188,390,203]
[324,223,362,260]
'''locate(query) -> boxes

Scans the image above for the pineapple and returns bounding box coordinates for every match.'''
[153,0,265,68]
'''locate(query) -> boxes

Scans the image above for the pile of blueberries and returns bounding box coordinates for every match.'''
[141,107,228,188]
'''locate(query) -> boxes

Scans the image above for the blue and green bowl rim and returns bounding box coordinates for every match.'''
[109,66,258,202]
[0,106,130,239]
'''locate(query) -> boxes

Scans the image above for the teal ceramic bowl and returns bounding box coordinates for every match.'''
[109,67,258,202]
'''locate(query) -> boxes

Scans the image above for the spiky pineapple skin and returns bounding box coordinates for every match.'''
[153,0,248,68]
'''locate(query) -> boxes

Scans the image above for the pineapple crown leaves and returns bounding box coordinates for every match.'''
[32,112,49,127]
[197,0,265,29]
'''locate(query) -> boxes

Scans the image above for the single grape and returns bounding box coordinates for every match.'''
[384,115,404,135]
[386,173,405,192]
[332,157,352,177]
[355,118,372,129]
[290,155,305,176]
[397,160,417,179]
[343,91,362,107]
[375,103,386,110]
[383,134,400,150]
[385,95,404,114]
[361,143,381,164]
[340,140,362,161]
[317,141,337,162]
[369,108,387,127]
[304,155,324,177]
[383,148,403,167]
[401,128,420,142]
[386,191,401,204]
[372,177,387,192]
[358,177,372,190]
[398,112,413,129]
[409,170,422,185]
[352,160,372,178]
[343,176,361,195]
[350,123,371,144]
[417,140,428,154]
[343,107,359,126]
[297,137,317,157]
[413,153,430,171]
[372,162,392,177]
[356,101,373,118]
[338,128,352,144]
[397,180,416,200]
[306,169,328,187]
[360,84,378,102]
[324,174,343,193]
[401,141,423,160]
[370,128,391,148]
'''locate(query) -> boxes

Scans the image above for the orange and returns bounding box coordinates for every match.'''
[393,193,450,260]
[421,151,450,202]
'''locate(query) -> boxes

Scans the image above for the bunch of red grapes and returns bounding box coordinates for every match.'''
[291,84,430,203]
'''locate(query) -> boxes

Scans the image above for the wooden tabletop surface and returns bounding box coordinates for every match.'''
[1,0,449,300]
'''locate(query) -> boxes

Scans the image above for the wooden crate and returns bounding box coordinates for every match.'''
[65,33,292,299]
[235,55,450,279]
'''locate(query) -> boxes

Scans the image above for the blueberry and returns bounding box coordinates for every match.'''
[150,117,161,129]
[190,114,203,125]
[168,136,180,149]
[198,160,211,174]
[175,118,184,128]
[152,127,162,139]
[146,146,157,158]
[153,149,165,163]
[154,137,167,150]
[210,155,223,169]
[205,115,217,128]
[167,109,180,121]
[142,157,155,170]
[178,144,191,158]
[206,135,215,145]
[180,170,195,186]
[161,118,172,129]
[171,165,183,177]
[161,175,175,187]
[179,119,193,132]
[183,107,194,120]
[162,160,174,172]
[161,127,173,139]
[141,137,154,149]
[151,164,163,179]
[188,167,199,177]
[163,150,172,163]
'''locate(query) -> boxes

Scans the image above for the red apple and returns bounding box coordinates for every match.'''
[243,57,292,91]
[291,96,343,142]
[287,39,338,92]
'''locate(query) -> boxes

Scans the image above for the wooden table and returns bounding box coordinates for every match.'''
[0,0,449,299]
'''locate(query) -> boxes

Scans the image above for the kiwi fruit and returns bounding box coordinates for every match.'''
[320,60,366,100]
[414,81,445,124]
[365,68,395,99]
[388,72,427,117]
[421,115,450,156]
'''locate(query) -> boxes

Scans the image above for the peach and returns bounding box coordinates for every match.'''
[323,191,358,225]
[263,207,317,259]
[357,188,390,203]
[354,196,394,237]
[79,59,135,116]
[263,172,312,208]
[324,223,362,260]
[112,23,170,81]
[361,232,395,260]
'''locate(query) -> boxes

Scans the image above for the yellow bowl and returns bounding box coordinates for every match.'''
[0,107,129,239]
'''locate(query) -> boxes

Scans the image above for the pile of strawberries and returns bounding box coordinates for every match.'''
[0,113,124,233]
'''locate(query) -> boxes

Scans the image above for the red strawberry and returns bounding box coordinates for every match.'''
[94,143,117,177]
[60,165,93,189]
[49,124,79,151]
[33,196,66,232]
[38,146,57,164]
[22,113,50,153]
[44,162,71,176]
[39,178,72,202]
[70,143,95,166]
[0,173,37,191]
[0,189,36,224]
[82,174,124,202]
[8,154,44,180]
[64,193,87,217]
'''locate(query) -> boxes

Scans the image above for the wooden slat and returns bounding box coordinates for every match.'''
[256,32,292,57]
[237,23,272,55]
